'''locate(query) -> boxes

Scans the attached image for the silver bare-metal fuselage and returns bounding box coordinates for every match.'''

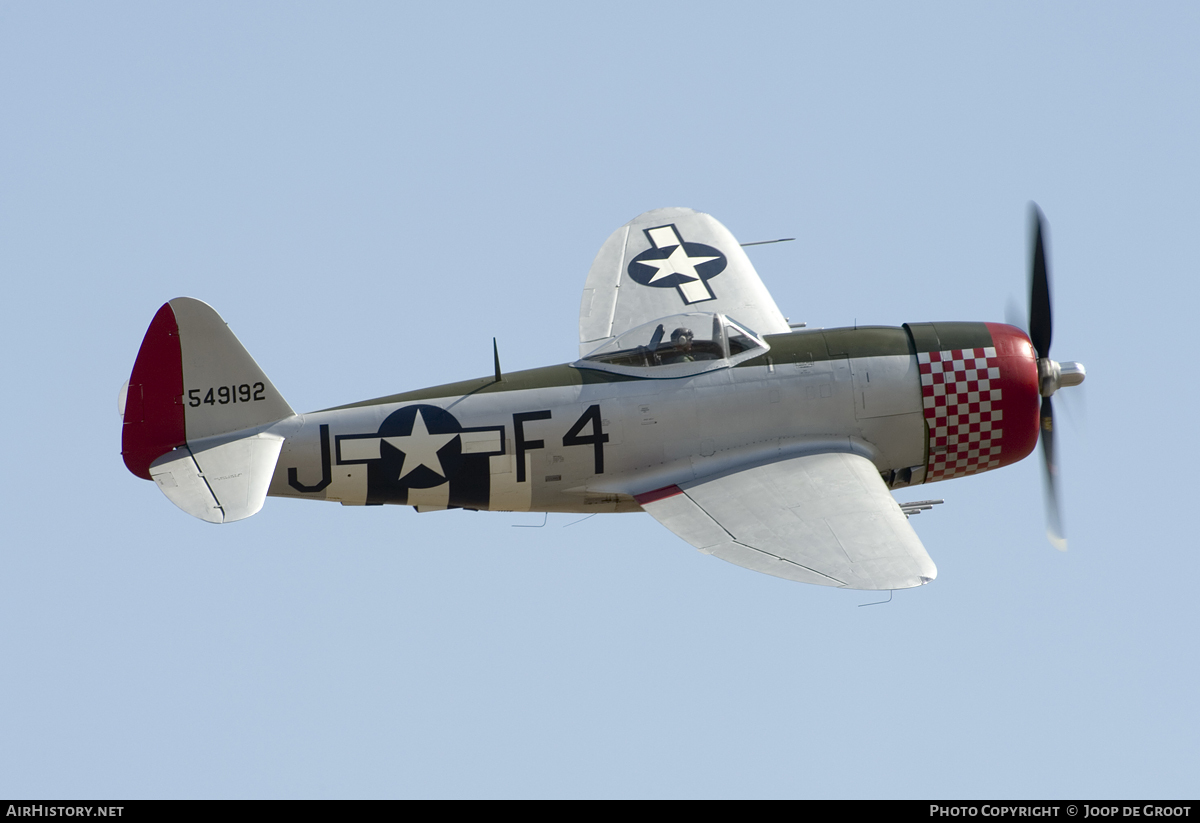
[266,326,930,514]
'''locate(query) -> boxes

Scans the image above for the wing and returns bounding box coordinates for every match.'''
[636,452,937,590]
[578,208,791,358]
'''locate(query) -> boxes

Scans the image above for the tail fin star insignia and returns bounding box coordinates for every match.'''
[627,224,727,304]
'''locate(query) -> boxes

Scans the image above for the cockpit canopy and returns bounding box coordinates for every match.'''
[574,312,770,378]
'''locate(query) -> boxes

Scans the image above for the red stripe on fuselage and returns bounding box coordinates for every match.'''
[634,485,683,506]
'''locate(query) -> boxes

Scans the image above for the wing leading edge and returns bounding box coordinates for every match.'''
[578,208,790,358]
[637,452,937,590]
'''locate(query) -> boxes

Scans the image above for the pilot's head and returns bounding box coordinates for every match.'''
[671,328,694,349]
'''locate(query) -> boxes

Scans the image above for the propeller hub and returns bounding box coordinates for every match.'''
[1038,358,1086,397]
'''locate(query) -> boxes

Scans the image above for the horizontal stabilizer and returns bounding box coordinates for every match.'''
[150,432,285,523]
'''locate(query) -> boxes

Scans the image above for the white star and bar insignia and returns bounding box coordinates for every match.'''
[627,224,727,303]
[382,408,459,482]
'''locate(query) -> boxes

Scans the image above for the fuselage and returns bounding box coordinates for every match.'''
[267,322,1041,514]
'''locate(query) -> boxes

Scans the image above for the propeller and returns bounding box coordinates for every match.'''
[1027,204,1085,551]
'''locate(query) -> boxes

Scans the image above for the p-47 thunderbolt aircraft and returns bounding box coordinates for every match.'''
[120,207,1084,590]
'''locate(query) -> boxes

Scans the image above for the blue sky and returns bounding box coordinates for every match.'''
[2,2,1197,798]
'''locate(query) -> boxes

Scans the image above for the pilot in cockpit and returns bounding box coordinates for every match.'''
[664,327,696,363]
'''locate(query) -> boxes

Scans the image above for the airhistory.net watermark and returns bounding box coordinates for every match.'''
[6,807,123,817]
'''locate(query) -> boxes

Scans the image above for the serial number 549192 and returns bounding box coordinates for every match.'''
[188,382,266,407]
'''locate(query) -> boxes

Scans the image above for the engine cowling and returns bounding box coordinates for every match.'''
[906,322,1040,484]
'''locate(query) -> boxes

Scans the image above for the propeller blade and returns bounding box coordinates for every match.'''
[1004,294,1027,332]
[1029,204,1053,360]
[1040,395,1066,551]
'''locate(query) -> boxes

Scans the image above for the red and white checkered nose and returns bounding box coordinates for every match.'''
[917,323,1040,483]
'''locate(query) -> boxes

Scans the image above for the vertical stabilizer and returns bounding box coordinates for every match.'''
[122,298,296,522]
